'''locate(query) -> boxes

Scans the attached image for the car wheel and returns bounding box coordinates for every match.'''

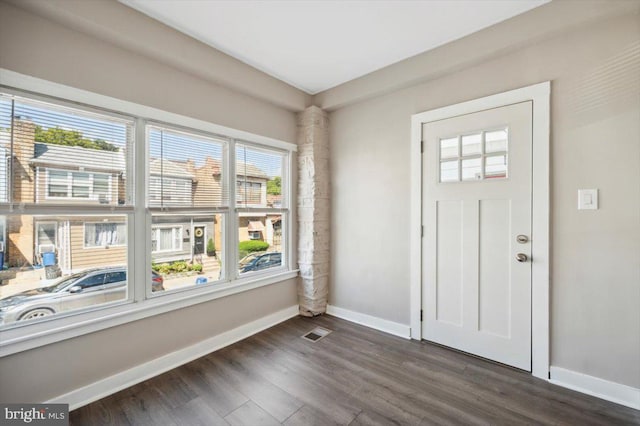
[19,308,55,321]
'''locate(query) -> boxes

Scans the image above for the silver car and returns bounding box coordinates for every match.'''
[0,267,164,325]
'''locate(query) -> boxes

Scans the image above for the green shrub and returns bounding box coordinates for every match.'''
[152,260,205,275]
[171,261,188,273]
[155,263,171,275]
[238,240,269,253]
[206,238,216,255]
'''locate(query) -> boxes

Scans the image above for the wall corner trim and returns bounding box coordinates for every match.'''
[549,366,640,410]
[326,304,411,340]
[46,305,299,411]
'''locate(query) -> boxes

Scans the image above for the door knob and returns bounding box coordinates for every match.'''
[516,253,528,263]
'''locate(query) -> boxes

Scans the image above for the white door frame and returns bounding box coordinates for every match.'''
[409,82,550,379]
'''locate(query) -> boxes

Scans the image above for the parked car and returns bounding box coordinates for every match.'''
[238,252,282,273]
[0,267,165,325]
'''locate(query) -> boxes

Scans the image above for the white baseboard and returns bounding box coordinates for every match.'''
[550,366,640,410]
[48,305,299,411]
[326,304,411,339]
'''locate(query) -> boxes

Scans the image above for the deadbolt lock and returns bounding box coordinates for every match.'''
[516,234,529,244]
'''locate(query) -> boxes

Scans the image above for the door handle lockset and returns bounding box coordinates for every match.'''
[516,253,528,263]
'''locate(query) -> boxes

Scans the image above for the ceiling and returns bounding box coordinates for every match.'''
[119,0,550,95]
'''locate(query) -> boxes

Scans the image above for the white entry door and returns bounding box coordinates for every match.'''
[422,101,532,370]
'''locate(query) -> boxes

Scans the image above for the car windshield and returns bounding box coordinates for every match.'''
[40,272,87,293]
[238,253,260,267]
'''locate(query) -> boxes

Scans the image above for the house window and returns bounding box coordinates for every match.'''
[46,169,112,202]
[0,80,295,355]
[84,222,127,248]
[148,176,192,206]
[151,226,183,253]
[236,180,262,205]
[36,222,57,255]
[48,171,69,197]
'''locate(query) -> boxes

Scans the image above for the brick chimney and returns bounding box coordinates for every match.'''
[8,117,36,267]
[12,117,36,203]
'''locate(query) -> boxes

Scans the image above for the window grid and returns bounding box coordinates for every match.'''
[438,128,509,183]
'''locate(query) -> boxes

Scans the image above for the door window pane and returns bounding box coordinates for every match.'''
[485,154,508,179]
[439,137,458,159]
[461,133,482,156]
[440,160,459,183]
[462,158,482,181]
[485,129,508,153]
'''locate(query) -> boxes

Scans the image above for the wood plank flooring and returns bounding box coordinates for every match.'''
[70,315,640,425]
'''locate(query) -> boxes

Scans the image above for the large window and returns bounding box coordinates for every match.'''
[0,81,295,353]
[46,169,112,201]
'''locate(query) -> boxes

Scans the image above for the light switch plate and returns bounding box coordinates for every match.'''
[578,189,598,210]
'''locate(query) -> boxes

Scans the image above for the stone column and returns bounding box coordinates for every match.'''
[297,106,329,317]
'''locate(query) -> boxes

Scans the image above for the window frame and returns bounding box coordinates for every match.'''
[0,69,298,357]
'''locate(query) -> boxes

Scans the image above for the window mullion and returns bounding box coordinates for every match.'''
[227,139,238,281]
[132,118,147,302]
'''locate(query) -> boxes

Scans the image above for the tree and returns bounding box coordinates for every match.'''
[34,125,119,151]
[267,176,281,195]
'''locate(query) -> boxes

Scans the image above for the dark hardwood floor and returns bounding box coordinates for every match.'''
[70,315,640,425]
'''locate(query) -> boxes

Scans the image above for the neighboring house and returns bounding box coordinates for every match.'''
[0,118,278,272]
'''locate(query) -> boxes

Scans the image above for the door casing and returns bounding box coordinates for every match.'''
[409,82,550,379]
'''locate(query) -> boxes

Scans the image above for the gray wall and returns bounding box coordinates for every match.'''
[0,1,301,402]
[329,12,640,388]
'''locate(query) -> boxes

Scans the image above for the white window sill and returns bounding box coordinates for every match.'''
[0,269,299,357]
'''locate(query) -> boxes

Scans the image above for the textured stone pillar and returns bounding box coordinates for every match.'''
[297,106,329,316]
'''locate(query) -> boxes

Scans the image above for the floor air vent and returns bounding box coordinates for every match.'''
[302,327,332,342]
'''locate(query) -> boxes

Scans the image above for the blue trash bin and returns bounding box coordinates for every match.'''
[195,276,207,285]
[43,252,56,266]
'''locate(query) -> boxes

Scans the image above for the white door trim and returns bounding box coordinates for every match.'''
[410,82,550,379]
